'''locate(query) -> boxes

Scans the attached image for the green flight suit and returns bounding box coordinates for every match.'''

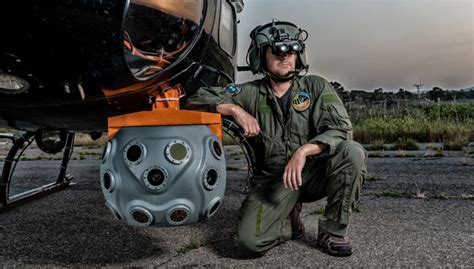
[187,75,367,255]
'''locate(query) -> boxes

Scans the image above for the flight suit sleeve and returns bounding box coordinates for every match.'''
[187,83,255,113]
[186,86,235,112]
[308,78,353,156]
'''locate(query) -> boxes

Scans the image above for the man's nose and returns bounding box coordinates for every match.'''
[278,52,294,59]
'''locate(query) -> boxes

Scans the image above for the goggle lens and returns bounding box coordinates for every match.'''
[271,41,303,56]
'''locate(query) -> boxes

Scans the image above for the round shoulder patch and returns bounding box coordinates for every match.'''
[225,84,242,96]
[291,91,311,112]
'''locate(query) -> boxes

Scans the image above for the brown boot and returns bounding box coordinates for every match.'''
[317,229,352,257]
[289,203,305,240]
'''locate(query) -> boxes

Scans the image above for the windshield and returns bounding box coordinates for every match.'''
[124,0,205,79]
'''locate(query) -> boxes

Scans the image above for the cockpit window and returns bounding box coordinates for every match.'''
[124,0,205,79]
[219,1,236,56]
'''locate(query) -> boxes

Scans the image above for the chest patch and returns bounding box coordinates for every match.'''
[225,84,241,96]
[291,91,311,112]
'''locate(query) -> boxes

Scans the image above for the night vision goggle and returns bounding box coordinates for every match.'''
[269,25,305,56]
[271,40,304,56]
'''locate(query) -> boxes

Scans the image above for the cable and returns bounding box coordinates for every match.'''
[222,118,255,191]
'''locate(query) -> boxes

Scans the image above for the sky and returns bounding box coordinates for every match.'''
[235,0,474,91]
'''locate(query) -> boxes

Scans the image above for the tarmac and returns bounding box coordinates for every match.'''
[0,145,473,267]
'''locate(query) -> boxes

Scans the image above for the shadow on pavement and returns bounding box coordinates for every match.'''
[2,205,165,265]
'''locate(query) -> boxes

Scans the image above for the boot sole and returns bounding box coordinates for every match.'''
[317,241,353,257]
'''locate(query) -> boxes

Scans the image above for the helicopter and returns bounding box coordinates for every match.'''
[0,0,253,227]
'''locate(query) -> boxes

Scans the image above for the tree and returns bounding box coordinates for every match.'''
[427,86,445,101]
[330,81,350,103]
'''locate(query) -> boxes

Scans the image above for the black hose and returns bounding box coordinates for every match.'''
[222,118,255,190]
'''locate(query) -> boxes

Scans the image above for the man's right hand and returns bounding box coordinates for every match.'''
[216,104,260,137]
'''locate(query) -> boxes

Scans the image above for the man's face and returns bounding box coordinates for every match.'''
[265,46,297,78]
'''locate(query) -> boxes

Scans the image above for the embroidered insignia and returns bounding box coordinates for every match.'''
[291,91,311,112]
[225,84,241,96]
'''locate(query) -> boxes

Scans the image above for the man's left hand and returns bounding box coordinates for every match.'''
[283,143,327,191]
[283,149,306,191]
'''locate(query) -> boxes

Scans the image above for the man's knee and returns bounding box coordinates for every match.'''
[236,230,266,257]
[335,140,367,168]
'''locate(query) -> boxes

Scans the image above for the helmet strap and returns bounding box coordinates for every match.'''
[263,69,298,83]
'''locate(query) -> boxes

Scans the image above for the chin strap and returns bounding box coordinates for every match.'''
[263,70,299,83]
[263,69,301,83]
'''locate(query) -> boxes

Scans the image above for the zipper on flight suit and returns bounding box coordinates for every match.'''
[285,88,295,162]
[267,82,295,163]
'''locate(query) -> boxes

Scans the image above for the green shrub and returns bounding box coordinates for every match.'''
[423,103,474,121]
[311,207,325,215]
[352,104,473,144]
[392,138,419,150]
[443,136,468,151]
[365,139,387,151]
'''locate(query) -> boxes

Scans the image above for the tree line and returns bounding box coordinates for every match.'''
[330,82,474,103]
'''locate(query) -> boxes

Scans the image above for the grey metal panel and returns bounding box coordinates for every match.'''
[100,125,226,227]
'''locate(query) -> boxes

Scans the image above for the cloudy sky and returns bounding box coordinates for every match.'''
[235,0,473,91]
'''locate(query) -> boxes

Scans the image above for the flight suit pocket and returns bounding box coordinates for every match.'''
[340,171,353,225]
[258,132,285,171]
[325,170,352,225]
[328,103,350,119]
[326,104,352,129]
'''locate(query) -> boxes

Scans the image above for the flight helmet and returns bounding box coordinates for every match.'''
[247,20,309,81]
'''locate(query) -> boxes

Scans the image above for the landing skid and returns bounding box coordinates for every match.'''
[0,131,75,212]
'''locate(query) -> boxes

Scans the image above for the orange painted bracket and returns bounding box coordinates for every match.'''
[108,110,223,142]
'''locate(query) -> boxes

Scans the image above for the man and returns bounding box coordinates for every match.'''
[188,21,367,257]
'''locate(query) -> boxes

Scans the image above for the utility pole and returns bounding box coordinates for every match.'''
[414,78,424,99]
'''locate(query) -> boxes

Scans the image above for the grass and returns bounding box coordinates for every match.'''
[413,190,426,199]
[424,148,445,157]
[223,133,237,146]
[352,104,474,144]
[375,191,426,199]
[79,151,102,156]
[426,144,442,151]
[432,193,450,200]
[461,194,474,200]
[0,128,20,134]
[443,136,468,151]
[229,152,240,157]
[368,152,389,158]
[373,191,474,200]
[311,207,325,215]
[394,150,416,157]
[459,157,474,166]
[20,155,64,161]
[226,166,241,171]
[434,149,445,157]
[1,130,108,148]
[375,191,412,198]
[365,175,383,182]
[176,237,201,254]
[392,138,419,151]
[74,133,108,147]
[364,139,387,151]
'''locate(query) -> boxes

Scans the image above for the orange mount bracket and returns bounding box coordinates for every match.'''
[107,85,222,141]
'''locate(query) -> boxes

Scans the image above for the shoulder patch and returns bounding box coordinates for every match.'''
[225,84,242,96]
